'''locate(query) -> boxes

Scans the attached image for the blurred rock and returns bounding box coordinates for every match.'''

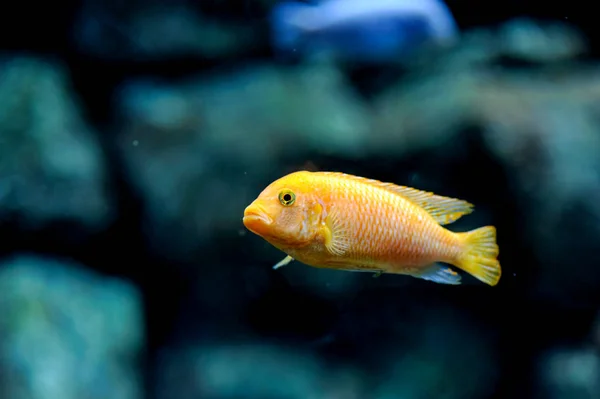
[73,0,261,60]
[437,17,588,69]
[0,254,144,399]
[475,70,600,299]
[498,18,587,62]
[155,304,496,399]
[538,346,600,399]
[156,342,364,399]
[372,18,591,155]
[422,17,588,71]
[0,57,113,230]
[115,62,369,260]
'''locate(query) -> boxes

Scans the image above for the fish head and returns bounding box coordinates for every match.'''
[243,171,324,249]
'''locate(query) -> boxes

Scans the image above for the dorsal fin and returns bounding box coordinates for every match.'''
[317,171,474,225]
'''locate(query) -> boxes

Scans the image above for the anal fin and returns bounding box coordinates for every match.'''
[412,263,462,285]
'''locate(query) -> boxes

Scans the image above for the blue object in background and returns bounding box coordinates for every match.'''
[269,0,459,62]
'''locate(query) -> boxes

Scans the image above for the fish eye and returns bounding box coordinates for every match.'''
[278,190,296,206]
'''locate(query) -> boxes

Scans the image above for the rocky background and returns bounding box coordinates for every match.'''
[1,1,599,398]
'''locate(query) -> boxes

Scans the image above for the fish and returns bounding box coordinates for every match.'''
[269,0,459,63]
[243,170,501,286]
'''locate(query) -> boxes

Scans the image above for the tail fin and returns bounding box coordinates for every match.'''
[453,226,501,286]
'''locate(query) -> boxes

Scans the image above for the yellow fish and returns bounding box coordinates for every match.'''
[242,171,501,286]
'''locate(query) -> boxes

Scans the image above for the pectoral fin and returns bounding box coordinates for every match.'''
[321,206,350,256]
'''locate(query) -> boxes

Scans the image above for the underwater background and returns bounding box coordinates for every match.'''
[0,1,599,398]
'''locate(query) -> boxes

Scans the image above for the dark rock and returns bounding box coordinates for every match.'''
[0,57,114,230]
[0,254,144,399]
[73,0,263,61]
[537,346,600,399]
[156,341,364,399]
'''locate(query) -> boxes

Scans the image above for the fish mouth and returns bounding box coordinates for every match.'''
[243,204,273,233]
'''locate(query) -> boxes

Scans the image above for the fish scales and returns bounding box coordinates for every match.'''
[318,173,457,270]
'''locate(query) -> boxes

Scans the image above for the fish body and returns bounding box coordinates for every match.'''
[269,0,459,62]
[243,171,500,286]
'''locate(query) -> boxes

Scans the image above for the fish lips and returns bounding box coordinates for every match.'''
[243,204,274,235]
